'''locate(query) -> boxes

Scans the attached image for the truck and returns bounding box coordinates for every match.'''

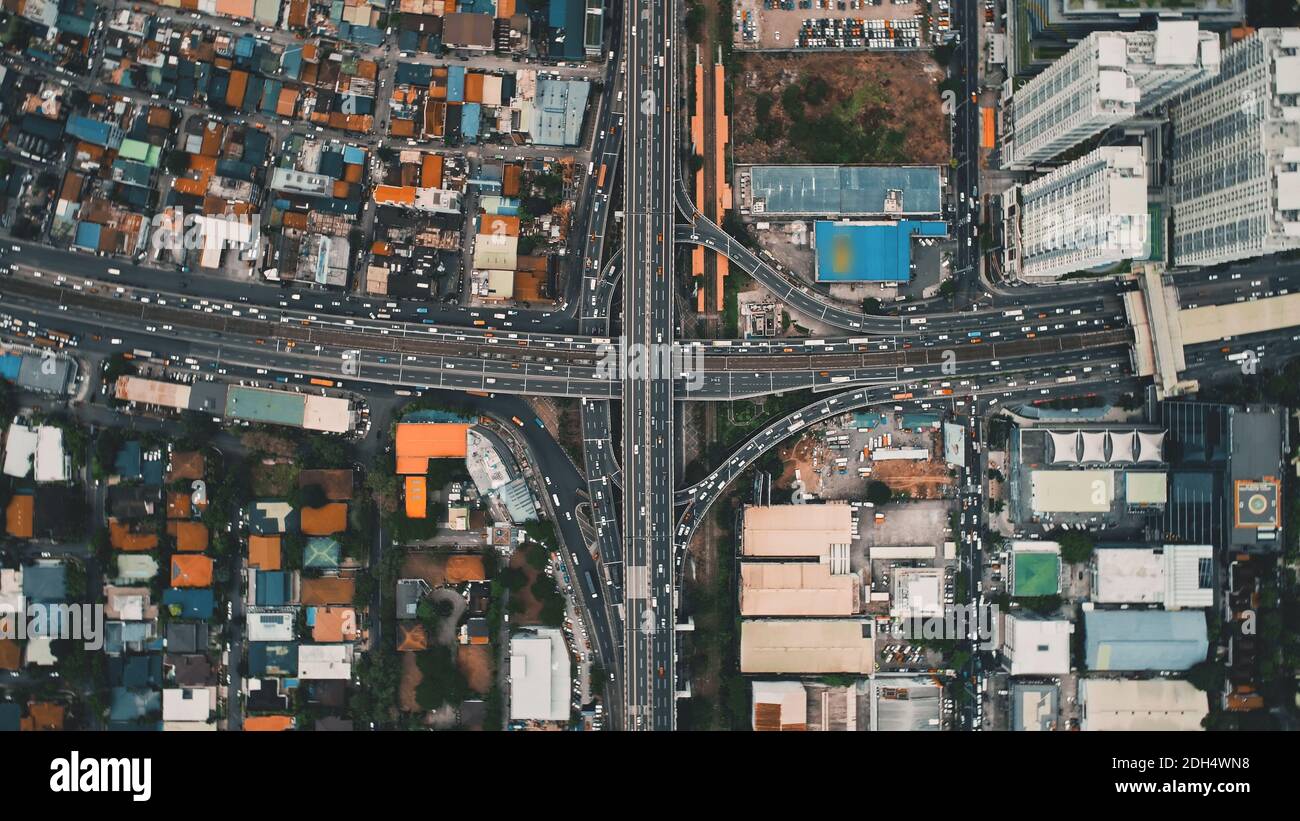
[309,377,335,387]
[583,570,599,600]
[510,416,524,427]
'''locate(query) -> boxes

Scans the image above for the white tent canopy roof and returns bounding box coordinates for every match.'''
[1137,430,1166,463]
[1048,431,1080,464]
[1108,431,1136,464]
[1080,431,1108,463]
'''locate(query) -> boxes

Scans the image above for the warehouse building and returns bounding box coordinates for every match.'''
[740,504,853,572]
[813,220,948,283]
[1078,678,1208,731]
[739,562,860,617]
[1083,610,1208,671]
[740,619,876,674]
[1001,613,1072,676]
[739,165,944,218]
[868,675,942,731]
[1092,544,1214,608]
[509,628,570,722]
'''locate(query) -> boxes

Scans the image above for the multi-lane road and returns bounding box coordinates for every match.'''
[621,0,677,731]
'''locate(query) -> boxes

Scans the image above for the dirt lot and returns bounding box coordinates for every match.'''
[251,460,299,497]
[731,51,948,166]
[506,549,545,625]
[401,553,452,588]
[457,645,493,695]
[399,652,422,713]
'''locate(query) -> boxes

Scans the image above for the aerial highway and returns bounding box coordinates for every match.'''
[621,0,677,731]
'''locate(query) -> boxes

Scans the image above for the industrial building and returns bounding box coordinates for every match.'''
[740,504,853,572]
[813,220,948,283]
[1083,610,1208,671]
[1091,544,1214,608]
[1078,678,1208,731]
[1001,20,1220,169]
[739,165,944,218]
[1009,682,1060,731]
[739,562,860,617]
[740,619,876,674]
[889,567,945,619]
[1002,146,1149,283]
[750,681,808,731]
[1000,613,1072,676]
[1169,28,1300,267]
[868,675,942,732]
[508,628,571,722]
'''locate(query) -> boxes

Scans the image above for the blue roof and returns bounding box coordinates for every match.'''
[109,688,160,722]
[23,564,67,603]
[447,65,466,103]
[462,102,482,143]
[248,642,298,677]
[0,354,22,380]
[814,220,947,283]
[115,440,143,480]
[395,62,433,87]
[749,165,943,215]
[255,570,291,606]
[1084,610,1208,672]
[66,114,113,147]
[342,145,367,165]
[74,221,102,251]
[163,588,215,619]
[0,703,19,732]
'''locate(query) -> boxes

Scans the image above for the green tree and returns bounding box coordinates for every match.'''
[1057,531,1094,564]
[865,480,892,506]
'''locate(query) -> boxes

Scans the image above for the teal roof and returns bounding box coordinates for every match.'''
[1012,551,1061,597]
[303,537,342,569]
[1084,610,1208,672]
[225,386,306,427]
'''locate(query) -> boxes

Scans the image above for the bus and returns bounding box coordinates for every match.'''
[892,392,914,400]
[598,163,608,187]
[583,571,598,600]
[309,377,335,387]
[967,331,983,338]
[465,390,490,397]
[1002,309,1024,318]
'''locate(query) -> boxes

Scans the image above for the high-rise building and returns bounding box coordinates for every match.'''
[1169,28,1300,267]
[1002,21,1221,169]
[1003,145,1149,282]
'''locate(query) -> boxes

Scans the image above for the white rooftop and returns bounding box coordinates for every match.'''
[509,629,570,721]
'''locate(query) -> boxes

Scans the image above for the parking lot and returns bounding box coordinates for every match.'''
[733,0,924,50]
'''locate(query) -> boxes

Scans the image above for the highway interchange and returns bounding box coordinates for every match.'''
[6,2,1300,733]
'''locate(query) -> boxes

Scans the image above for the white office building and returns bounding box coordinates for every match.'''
[1002,21,1220,169]
[1003,146,1149,282]
[1169,28,1300,267]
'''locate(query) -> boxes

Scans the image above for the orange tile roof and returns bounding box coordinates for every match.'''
[5,494,33,539]
[20,702,65,731]
[248,535,282,570]
[502,164,522,197]
[300,577,356,606]
[110,521,158,552]
[171,554,214,588]
[482,214,520,236]
[276,87,299,117]
[497,0,515,16]
[445,555,487,583]
[300,503,348,536]
[405,476,427,519]
[374,184,416,206]
[344,162,364,184]
[0,638,20,670]
[167,520,209,552]
[390,118,416,137]
[395,423,469,474]
[313,606,358,642]
[226,70,249,109]
[464,72,484,104]
[166,492,193,520]
[244,715,293,731]
[421,153,443,188]
[281,211,309,231]
[371,241,392,256]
